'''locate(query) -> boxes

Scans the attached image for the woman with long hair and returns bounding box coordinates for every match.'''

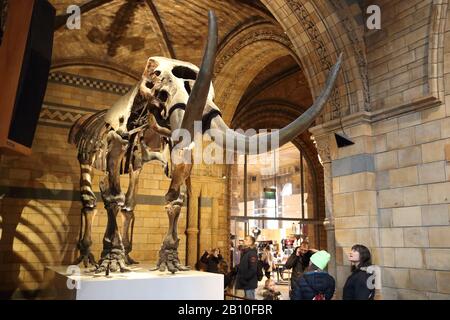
[206,248,223,273]
[343,244,375,300]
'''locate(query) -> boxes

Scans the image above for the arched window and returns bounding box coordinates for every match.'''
[281,183,293,196]
[229,142,322,264]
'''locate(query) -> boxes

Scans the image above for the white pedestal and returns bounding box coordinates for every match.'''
[43,265,224,300]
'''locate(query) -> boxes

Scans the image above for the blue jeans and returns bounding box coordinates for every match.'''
[244,289,255,299]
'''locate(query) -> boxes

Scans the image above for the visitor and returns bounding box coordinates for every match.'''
[262,246,273,279]
[235,235,258,299]
[195,250,209,271]
[343,244,375,300]
[206,248,223,273]
[284,241,317,297]
[257,253,265,282]
[257,249,272,281]
[291,250,335,300]
[218,260,235,290]
[229,240,236,267]
[260,279,282,300]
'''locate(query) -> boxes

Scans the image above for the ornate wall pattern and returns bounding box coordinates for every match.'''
[285,0,342,121]
[215,27,294,76]
[48,72,133,95]
[328,0,370,112]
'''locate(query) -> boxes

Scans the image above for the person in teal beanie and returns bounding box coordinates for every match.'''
[291,250,335,300]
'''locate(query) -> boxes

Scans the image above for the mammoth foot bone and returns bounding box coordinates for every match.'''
[150,247,190,274]
[74,240,97,268]
[93,249,131,274]
[150,198,190,273]
[149,196,191,273]
[124,254,139,265]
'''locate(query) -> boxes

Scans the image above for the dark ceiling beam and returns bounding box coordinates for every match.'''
[54,0,114,30]
[145,0,176,59]
[106,0,142,57]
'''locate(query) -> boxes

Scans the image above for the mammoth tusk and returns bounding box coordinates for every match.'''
[180,10,218,138]
[209,52,344,154]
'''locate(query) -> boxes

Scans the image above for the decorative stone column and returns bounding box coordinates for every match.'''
[211,196,219,248]
[186,186,200,268]
[313,134,336,279]
[228,161,241,216]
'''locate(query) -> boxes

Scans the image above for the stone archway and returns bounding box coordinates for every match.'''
[229,100,327,251]
[215,0,369,280]
[213,21,296,124]
[260,0,368,122]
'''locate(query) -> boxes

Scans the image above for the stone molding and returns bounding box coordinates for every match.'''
[428,0,448,101]
[286,0,342,121]
[310,95,441,137]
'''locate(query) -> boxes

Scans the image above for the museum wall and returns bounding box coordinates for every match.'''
[2,0,450,301]
[309,0,450,299]
[0,66,228,298]
[367,0,432,111]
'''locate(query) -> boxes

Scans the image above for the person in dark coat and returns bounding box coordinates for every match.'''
[206,248,223,273]
[195,250,209,271]
[284,241,317,296]
[292,250,335,300]
[235,235,258,299]
[343,244,375,300]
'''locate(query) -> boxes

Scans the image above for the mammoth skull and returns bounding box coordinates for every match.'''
[103,10,342,157]
[139,57,216,122]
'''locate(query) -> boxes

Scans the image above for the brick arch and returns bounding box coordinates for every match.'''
[231,102,325,220]
[233,99,309,123]
[430,0,449,99]
[259,0,368,122]
[213,22,295,124]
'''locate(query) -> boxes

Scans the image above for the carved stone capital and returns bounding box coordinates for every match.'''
[186,228,199,235]
[312,134,331,164]
[323,217,335,231]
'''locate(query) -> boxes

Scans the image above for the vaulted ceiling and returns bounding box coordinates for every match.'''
[50,0,275,77]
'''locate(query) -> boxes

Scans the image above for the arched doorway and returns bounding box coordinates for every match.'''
[229,141,324,255]
[226,51,326,280]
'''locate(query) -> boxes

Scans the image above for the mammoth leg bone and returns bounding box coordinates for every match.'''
[74,162,98,267]
[121,143,143,265]
[151,156,192,273]
[95,131,130,274]
[121,166,141,265]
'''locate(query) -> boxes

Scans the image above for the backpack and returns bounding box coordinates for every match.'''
[304,275,326,300]
[312,293,326,300]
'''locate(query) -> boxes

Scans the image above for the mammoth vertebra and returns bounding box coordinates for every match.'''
[69,10,342,273]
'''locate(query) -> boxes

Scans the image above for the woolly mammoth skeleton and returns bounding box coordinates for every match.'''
[68,11,342,274]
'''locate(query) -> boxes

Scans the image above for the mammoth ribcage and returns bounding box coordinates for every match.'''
[71,110,142,174]
[70,110,108,171]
